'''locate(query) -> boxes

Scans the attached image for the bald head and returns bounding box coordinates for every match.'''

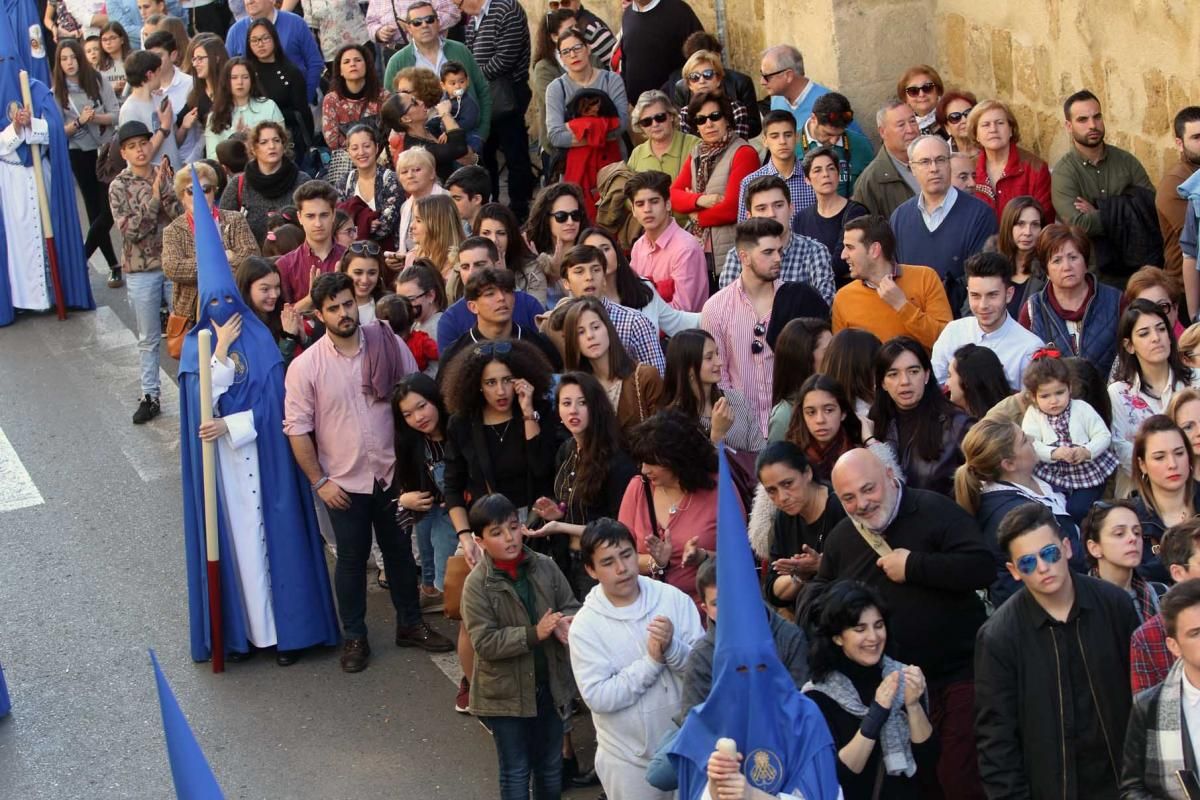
[832,448,899,531]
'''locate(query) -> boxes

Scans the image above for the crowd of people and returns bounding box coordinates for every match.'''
[14,0,1200,797]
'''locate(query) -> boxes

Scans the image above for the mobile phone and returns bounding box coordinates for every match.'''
[384,251,400,261]
[159,96,170,112]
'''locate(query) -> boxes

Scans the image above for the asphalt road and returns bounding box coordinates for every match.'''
[0,266,598,799]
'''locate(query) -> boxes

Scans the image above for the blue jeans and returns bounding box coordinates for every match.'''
[484,684,563,800]
[414,506,458,590]
[125,270,171,397]
[1064,484,1105,526]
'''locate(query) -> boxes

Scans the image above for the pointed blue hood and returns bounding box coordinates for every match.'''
[150,650,225,799]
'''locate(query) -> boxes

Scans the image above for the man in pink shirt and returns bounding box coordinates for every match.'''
[627,170,709,312]
[284,272,454,673]
[276,181,347,307]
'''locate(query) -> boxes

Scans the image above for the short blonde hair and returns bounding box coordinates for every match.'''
[682,50,723,83]
[1180,323,1200,356]
[395,145,436,174]
[967,99,1021,147]
[173,161,218,198]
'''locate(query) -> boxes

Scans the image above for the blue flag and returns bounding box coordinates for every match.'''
[149,650,225,799]
[0,658,10,718]
[668,448,841,799]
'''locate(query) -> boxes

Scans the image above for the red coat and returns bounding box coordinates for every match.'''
[564,116,622,221]
[973,145,1054,223]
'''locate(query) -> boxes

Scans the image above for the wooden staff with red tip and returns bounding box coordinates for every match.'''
[197,329,224,673]
[18,70,67,321]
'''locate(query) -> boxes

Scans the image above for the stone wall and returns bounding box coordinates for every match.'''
[523,0,1199,182]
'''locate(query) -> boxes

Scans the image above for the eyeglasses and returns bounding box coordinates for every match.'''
[687,69,716,83]
[816,109,854,126]
[407,13,437,26]
[550,209,583,223]
[760,67,789,81]
[751,322,766,354]
[1014,543,1063,576]
[191,54,209,64]
[637,111,670,128]
[945,106,974,124]
[348,240,382,255]
[184,184,217,195]
[249,35,273,46]
[694,111,724,125]
[473,341,513,358]
[911,155,951,170]
[401,292,427,304]
[1154,300,1174,316]
[559,43,586,57]
[904,81,937,97]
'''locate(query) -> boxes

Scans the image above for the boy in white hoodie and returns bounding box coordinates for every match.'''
[569,518,705,799]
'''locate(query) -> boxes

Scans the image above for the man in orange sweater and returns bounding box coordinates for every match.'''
[830,215,951,350]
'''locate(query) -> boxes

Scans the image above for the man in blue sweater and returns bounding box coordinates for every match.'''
[225,0,324,101]
[890,135,996,293]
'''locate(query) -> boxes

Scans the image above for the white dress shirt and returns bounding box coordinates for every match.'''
[931,312,1045,391]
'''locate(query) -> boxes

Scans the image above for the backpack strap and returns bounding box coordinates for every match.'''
[237,173,245,209]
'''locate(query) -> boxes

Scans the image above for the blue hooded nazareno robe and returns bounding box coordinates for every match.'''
[0,0,94,327]
[178,171,338,661]
[669,448,841,800]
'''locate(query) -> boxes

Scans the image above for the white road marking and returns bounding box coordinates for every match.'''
[0,426,44,512]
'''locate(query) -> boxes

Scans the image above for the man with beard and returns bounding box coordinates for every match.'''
[1050,90,1153,244]
[1156,107,1200,280]
[285,272,454,673]
[802,447,994,799]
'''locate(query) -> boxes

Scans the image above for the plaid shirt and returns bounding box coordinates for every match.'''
[718,232,835,304]
[1130,612,1174,693]
[600,296,665,376]
[1032,404,1119,490]
[736,159,816,222]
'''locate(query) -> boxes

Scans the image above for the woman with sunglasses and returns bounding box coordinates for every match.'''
[580,226,702,336]
[163,162,260,329]
[956,418,1082,607]
[544,28,628,158]
[996,196,1046,319]
[395,259,449,342]
[662,328,762,454]
[244,18,315,161]
[382,67,468,182]
[530,371,639,597]
[1081,500,1166,624]
[476,203,549,306]
[671,91,759,280]
[674,50,757,140]
[895,65,945,136]
[935,90,978,157]
[524,182,587,292]
[871,336,972,496]
[336,241,387,324]
[627,90,699,193]
[1109,298,1197,496]
[967,99,1053,224]
[1130,415,1198,584]
[339,124,402,251]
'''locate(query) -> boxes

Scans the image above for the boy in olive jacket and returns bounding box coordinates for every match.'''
[461,494,581,799]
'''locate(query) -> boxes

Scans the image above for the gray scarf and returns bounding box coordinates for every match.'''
[803,655,920,777]
[1151,659,1190,799]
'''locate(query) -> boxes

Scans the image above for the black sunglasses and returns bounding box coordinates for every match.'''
[904,81,937,97]
[694,111,724,125]
[550,209,583,223]
[687,69,716,83]
[751,322,766,354]
[945,106,974,124]
[348,240,382,255]
[407,13,437,26]
[637,111,670,128]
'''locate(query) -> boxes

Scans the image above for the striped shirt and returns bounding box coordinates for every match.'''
[600,297,666,376]
[700,279,779,438]
[718,231,835,304]
[463,0,530,83]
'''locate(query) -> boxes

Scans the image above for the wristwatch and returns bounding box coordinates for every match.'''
[312,476,330,490]
[524,411,540,422]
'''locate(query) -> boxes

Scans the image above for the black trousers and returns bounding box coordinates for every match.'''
[326,480,422,639]
[481,81,535,221]
[68,148,117,268]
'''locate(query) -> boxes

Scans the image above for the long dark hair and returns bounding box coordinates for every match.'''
[662,329,722,419]
[580,226,654,310]
[1115,298,1192,387]
[391,373,449,491]
[244,18,295,70]
[235,256,283,340]
[786,374,863,451]
[184,33,228,112]
[807,580,889,681]
[98,22,131,70]
[209,57,265,135]
[330,43,382,100]
[562,296,636,379]
[557,371,624,506]
[996,195,1044,278]
[870,336,961,462]
[822,328,880,410]
[52,38,103,109]
[534,7,578,64]
[396,259,449,312]
[524,182,587,255]
[477,202,538,274]
[440,339,554,418]
[772,318,831,407]
[1065,356,1111,428]
[951,343,1011,418]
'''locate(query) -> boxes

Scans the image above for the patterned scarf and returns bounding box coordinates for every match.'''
[1150,659,1190,799]
[685,132,735,240]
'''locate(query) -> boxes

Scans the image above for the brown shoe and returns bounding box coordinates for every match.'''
[395,621,454,652]
[340,638,371,673]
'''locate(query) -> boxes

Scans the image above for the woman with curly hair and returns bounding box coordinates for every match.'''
[322,44,389,187]
[523,182,587,290]
[617,408,727,601]
[562,296,663,434]
[441,339,558,569]
[217,119,310,244]
[531,371,639,597]
[476,202,548,305]
[204,57,284,158]
[662,328,762,454]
